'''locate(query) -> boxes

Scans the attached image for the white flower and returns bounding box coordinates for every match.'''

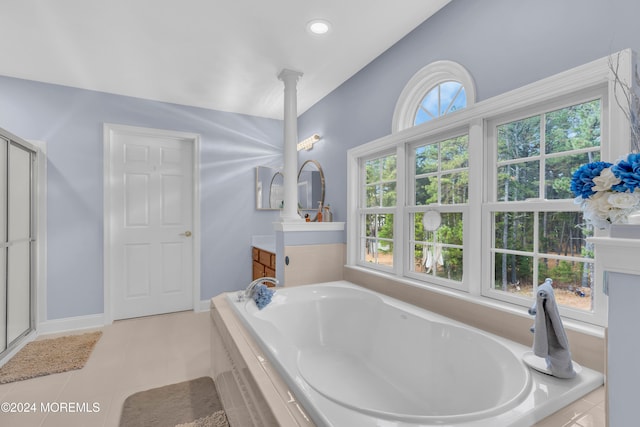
[609,208,630,224]
[607,191,640,209]
[583,209,611,229]
[591,167,621,192]
[586,191,613,215]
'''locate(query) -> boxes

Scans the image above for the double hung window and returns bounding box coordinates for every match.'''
[407,134,468,288]
[359,153,397,269]
[485,97,603,321]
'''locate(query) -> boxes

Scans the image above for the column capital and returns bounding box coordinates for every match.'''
[277,69,303,84]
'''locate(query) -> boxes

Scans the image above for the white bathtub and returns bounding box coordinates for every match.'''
[223,281,603,426]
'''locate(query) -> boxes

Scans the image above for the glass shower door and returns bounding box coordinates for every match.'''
[0,136,6,353]
[0,134,36,355]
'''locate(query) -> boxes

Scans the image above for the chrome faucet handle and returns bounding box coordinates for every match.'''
[258,277,279,287]
[244,277,279,299]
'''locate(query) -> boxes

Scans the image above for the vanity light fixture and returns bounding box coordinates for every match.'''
[307,19,331,35]
[297,134,321,151]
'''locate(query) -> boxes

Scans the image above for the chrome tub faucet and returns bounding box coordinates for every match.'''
[237,277,278,302]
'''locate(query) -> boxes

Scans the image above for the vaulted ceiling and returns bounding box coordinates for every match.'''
[0,0,450,119]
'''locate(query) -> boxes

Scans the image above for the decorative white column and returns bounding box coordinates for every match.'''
[278,69,304,222]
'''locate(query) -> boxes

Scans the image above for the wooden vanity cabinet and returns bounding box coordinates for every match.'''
[252,247,276,286]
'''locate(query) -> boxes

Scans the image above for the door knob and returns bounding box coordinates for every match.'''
[181,231,192,237]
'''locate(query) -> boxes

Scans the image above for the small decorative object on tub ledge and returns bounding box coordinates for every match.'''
[570,153,640,231]
[253,284,275,309]
[524,278,580,379]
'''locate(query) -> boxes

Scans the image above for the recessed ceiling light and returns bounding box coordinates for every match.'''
[307,19,331,35]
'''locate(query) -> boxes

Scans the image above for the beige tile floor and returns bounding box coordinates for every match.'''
[0,310,605,427]
[0,310,211,427]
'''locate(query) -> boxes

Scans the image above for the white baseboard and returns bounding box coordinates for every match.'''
[38,313,105,336]
[198,299,212,312]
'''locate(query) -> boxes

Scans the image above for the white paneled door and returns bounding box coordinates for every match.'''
[106,125,197,320]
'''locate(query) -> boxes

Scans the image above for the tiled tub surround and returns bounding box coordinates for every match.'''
[283,243,345,286]
[210,281,604,426]
[210,294,313,426]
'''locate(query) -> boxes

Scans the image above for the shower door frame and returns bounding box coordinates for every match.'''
[0,130,40,360]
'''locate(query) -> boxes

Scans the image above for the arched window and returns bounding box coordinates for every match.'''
[392,61,476,132]
[414,81,466,125]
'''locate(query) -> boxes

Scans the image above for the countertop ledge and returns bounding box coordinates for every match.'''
[273,221,345,232]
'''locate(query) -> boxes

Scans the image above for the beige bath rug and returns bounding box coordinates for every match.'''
[175,410,229,427]
[120,376,227,427]
[0,331,102,384]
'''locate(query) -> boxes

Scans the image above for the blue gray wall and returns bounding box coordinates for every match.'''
[298,0,640,224]
[0,77,282,320]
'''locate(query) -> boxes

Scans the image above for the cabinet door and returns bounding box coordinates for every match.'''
[252,261,265,280]
[258,249,272,267]
[265,267,275,280]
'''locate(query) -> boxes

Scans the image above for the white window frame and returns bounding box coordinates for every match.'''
[347,49,635,328]
[404,128,471,292]
[356,149,400,274]
[392,60,477,133]
[482,88,610,325]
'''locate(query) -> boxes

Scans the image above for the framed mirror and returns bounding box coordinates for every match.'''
[256,166,284,210]
[297,160,325,219]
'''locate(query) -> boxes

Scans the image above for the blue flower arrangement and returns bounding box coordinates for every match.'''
[253,284,274,309]
[571,153,640,229]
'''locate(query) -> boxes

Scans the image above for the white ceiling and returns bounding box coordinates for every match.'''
[0,0,450,120]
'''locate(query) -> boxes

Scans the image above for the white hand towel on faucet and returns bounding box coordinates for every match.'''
[532,278,576,379]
